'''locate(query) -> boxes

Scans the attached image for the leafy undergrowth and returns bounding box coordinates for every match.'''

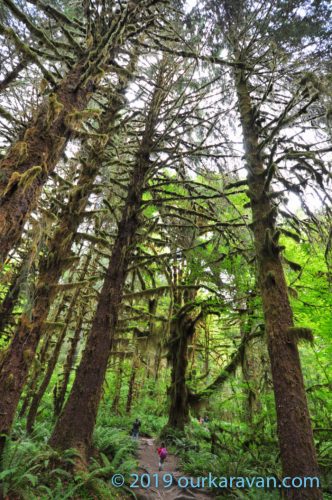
[98,403,167,438]
[0,419,137,499]
[163,418,332,499]
[0,391,168,499]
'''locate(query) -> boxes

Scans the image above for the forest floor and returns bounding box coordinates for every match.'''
[134,437,213,499]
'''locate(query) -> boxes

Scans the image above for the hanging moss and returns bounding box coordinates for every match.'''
[284,257,302,272]
[19,166,43,192]
[10,140,29,163]
[47,93,64,122]
[65,108,101,131]
[2,172,21,196]
[287,327,314,344]
[3,166,42,196]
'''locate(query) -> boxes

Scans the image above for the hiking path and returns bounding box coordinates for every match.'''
[133,437,213,499]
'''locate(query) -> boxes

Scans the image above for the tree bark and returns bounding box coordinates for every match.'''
[49,160,152,457]
[126,351,139,414]
[167,305,201,431]
[111,355,124,414]
[0,59,96,263]
[54,312,85,418]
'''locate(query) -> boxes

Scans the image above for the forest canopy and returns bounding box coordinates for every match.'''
[0,0,331,499]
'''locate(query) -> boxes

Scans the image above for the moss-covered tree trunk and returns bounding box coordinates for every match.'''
[0,213,87,456]
[111,355,124,414]
[49,66,168,460]
[0,60,97,264]
[18,296,66,418]
[167,324,190,431]
[0,0,151,263]
[54,311,86,417]
[26,256,91,433]
[49,160,152,457]
[235,69,321,498]
[0,67,137,458]
[167,304,201,431]
[239,294,264,423]
[126,351,139,414]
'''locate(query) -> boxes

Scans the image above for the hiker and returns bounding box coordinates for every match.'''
[131,418,141,439]
[157,442,168,471]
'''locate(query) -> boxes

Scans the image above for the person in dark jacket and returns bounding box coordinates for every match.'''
[131,418,141,439]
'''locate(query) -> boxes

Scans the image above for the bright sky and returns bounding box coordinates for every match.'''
[185,0,198,11]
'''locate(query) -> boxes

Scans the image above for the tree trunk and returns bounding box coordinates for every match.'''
[111,355,124,414]
[0,1,147,263]
[18,295,66,418]
[167,305,200,431]
[26,257,90,432]
[239,294,264,423]
[49,165,149,457]
[126,353,139,414]
[49,65,167,459]
[54,312,85,417]
[0,60,96,263]
[241,337,263,424]
[167,328,189,430]
[235,69,321,498]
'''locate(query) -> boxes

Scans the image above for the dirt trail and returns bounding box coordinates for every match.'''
[134,437,213,499]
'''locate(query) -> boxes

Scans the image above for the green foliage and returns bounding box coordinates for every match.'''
[0,415,138,499]
[93,426,137,472]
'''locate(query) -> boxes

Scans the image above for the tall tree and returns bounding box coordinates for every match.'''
[49,56,173,460]
[0,0,163,263]
[201,0,331,496]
